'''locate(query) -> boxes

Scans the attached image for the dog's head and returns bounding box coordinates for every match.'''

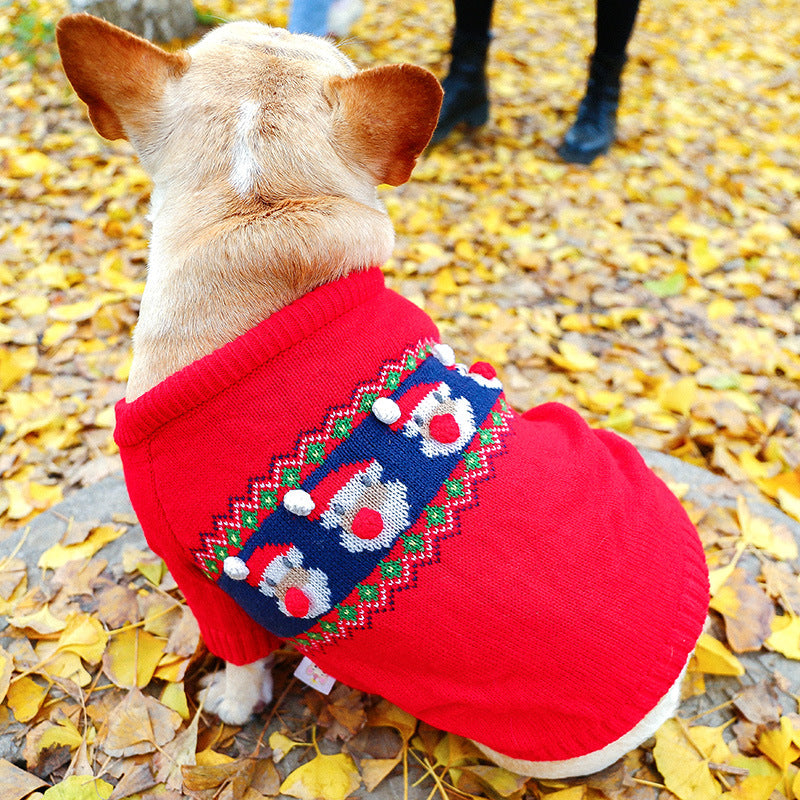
[56,15,443,214]
[56,16,443,397]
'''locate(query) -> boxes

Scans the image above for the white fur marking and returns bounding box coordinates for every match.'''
[231,100,261,196]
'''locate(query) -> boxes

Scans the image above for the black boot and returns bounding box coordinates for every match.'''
[557,53,626,165]
[430,31,490,144]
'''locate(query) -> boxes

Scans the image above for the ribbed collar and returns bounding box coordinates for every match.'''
[114,268,386,446]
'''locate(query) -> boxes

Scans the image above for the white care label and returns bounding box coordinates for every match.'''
[294,656,336,695]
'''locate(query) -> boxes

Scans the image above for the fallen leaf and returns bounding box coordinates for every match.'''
[692,633,745,676]
[102,628,166,688]
[41,775,113,800]
[38,525,125,570]
[652,718,720,800]
[0,758,47,800]
[6,676,49,723]
[279,751,360,800]
[101,687,182,757]
[708,568,775,652]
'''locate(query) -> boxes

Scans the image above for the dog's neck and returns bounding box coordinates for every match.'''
[125,192,394,401]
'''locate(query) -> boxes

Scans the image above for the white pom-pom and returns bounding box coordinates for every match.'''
[223,556,250,581]
[284,488,315,517]
[432,343,456,367]
[372,396,401,425]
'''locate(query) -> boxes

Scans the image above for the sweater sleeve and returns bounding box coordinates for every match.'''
[155,540,283,665]
[120,440,282,666]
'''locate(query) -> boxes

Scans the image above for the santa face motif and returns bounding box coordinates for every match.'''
[320,461,411,553]
[403,383,476,458]
[258,545,331,619]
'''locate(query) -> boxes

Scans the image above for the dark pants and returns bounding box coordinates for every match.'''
[453,0,640,63]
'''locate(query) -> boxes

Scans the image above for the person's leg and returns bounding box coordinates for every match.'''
[558,0,641,164]
[288,0,333,37]
[431,0,495,143]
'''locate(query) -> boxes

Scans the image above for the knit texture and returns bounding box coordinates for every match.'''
[114,267,709,763]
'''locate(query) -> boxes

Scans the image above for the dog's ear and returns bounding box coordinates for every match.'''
[56,13,190,141]
[326,64,443,187]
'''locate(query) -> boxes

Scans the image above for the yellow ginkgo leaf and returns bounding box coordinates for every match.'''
[37,717,87,752]
[7,605,67,636]
[726,755,782,800]
[38,525,125,570]
[758,716,800,770]
[0,346,37,391]
[766,614,800,660]
[692,633,745,676]
[549,341,598,373]
[737,497,798,560]
[6,676,49,723]
[42,776,113,800]
[102,628,167,689]
[280,751,360,800]
[777,488,800,522]
[56,613,109,665]
[269,731,307,763]
[160,682,190,719]
[653,718,720,800]
[0,646,12,705]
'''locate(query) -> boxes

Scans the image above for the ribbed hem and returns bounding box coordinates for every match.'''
[115,268,386,447]
[201,622,282,667]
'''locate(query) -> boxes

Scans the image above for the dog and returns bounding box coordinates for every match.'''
[56,15,709,779]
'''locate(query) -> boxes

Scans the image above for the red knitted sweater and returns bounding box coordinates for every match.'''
[114,267,709,763]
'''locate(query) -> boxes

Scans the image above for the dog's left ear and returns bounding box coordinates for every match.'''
[56,13,190,142]
[326,64,443,187]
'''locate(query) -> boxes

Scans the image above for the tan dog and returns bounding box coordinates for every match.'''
[57,15,708,779]
[56,8,442,728]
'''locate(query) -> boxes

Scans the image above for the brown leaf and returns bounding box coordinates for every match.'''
[0,758,47,800]
[733,680,783,727]
[708,567,775,652]
[153,712,199,791]
[108,763,157,800]
[101,687,182,757]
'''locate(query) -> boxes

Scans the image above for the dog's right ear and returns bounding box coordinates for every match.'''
[326,64,443,187]
[56,13,190,141]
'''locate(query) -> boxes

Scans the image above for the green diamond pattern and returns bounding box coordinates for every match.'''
[358,584,379,602]
[403,533,424,553]
[281,467,300,487]
[332,418,352,439]
[380,560,403,579]
[337,604,358,621]
[260,489,277,510]
[426,505,446,528]
[359,393,378,412]
[463,451,481,471]
[227,528,242,548]
[306,442,325,464]
[445,479,464,498]
[385,370,401,390]
[213,544,227,560]
[320,620,339,634]
[240,510,257,530]
[479,429,495,446]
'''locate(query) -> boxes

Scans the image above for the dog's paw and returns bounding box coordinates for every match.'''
[198,657,274,726]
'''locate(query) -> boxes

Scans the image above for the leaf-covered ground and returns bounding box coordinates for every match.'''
[2,0,800,796]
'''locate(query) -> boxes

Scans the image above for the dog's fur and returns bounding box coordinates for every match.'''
[57,16,691,778]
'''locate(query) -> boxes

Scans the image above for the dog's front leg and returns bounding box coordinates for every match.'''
[199,655,274,725]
